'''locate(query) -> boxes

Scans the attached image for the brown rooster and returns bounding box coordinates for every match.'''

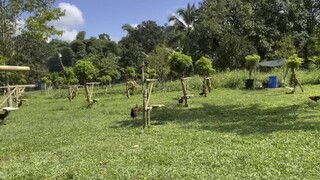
[309,96,320,102]
[131,104,138,120]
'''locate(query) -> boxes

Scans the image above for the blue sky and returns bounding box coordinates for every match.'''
[53,0,202,42]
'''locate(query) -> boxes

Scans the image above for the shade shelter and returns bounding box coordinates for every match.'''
[258,59,286,88]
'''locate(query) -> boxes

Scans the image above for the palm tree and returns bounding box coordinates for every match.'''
[168,3,196,35]
[167,3,197,51]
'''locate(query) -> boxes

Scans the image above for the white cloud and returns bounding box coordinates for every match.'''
[61,29,79,42]
[51,2,85,42]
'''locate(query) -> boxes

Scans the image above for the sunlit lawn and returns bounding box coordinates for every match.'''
[0,84,319,179]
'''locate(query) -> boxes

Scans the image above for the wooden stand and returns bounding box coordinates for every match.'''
[0,85,35,108]
[200,77,212,97]
[86,82,100,104]
[179,77,194,107]
[67,85,80,101]
[126,80,138,98]
[0,65,32,124]
[287,69,303,94]
[143,79,164,128]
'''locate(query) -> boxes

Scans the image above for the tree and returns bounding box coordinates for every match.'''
[124,66,136,80]
[147,46,171,83]
[99,33,110,41]
[245,54,261,80]
[169,52,193,78]
[76,31,86,40]
[11,34,54,82]
[0,0,64,62]
[168,3,197,52]
[71,40,87,60]
[74,60,96,103]
[168,3,197,35]
[41,76,52,92]
[195,56,214,77]
[286,54,304,93]
[97,75,112,93]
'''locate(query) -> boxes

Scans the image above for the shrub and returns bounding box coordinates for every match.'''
[245,54,261,79]
[169,52,193,78]
[195,56,215,77]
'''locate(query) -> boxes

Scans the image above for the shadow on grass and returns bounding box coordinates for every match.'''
[111,119,144,128]
[149,102,320,135]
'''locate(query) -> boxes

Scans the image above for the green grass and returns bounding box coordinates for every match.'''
[0,83,319,179]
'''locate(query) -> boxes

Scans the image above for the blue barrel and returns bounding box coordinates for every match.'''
[268,76,278,88]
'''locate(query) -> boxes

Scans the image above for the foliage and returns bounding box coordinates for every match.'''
[6,72,26,85]
[145,67,157,79]
[74,60,96,83]
[120,21,165,54]
[54,76,65,88]
[147,46,171,82]
[64,67,78,84]
[310,56,320,67]
[168,3,196,34]
[195,56,214,77]
[40,77,52,86]
[97,75,112,85]
[169,52,193,78]
[124,67,136,80]
[70,40,87,60]
[286,54,303,70]
[245,54,261,79]
[245,54,261,67]
[0,0,64,61]
[109,70,121,80]
[275,35,297,59]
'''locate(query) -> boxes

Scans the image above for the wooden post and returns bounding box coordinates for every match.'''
[147,108,151,127]
[181,78,188,107]
[143,89,148,128]
[142,79,158,128]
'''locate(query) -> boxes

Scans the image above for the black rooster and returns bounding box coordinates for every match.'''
[309,96,320,102]
[0,110,9,125]
[131,104,138,120]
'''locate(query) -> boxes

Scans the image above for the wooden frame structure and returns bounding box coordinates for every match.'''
[0,65,34,124]
[86,82,100,103]
[0,84,36,108]
[126,80,138,98]
[199,77,212,97]
[142,79,164,128]
[0,65,33,109]
[179,77,194,107]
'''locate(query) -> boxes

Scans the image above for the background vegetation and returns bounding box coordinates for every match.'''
[0,0,319,87]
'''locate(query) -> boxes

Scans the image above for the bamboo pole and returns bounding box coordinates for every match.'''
[143,89,148,128]
[181,78,188,107]
[0,66,30,71]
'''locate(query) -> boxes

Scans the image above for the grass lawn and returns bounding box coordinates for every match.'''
[0,84,319,179]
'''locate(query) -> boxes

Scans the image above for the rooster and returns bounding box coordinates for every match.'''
[0,109,9,125]
[309,96,320,102]
[131,104,138,120]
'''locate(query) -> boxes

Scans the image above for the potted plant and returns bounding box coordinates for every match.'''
[195,56,215,97]
[245,54,260,89]
[286,54,303,93]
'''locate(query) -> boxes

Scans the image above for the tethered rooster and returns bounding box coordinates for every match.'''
[309,96,320,102]
[131,104,138,120]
